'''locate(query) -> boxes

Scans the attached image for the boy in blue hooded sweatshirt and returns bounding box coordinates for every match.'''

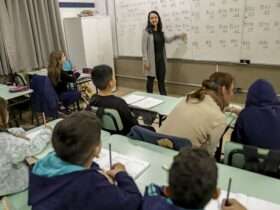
[142,148,247,210]
[28,111,142,210]
[231,79,280,149]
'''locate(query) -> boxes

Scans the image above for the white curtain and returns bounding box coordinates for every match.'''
[0,0,65,75]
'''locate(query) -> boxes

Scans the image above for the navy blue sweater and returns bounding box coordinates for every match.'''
[28,163,142,210]
[142,184,203,210]
[231,79,280,150]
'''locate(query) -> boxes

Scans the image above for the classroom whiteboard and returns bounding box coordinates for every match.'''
[115,0,280,65]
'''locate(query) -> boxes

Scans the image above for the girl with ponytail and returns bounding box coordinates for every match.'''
[159,72,235,155]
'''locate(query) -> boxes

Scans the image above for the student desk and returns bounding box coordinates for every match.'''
[0,84,33,126]
[1,132,279,210]
[24,119,112,160]
[123,91,184,126]
[104,135,280,205]
[0,84,33,101]
[26,69,47,77]
[27,69,91,81]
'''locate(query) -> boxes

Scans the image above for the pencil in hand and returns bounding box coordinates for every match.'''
[109,143,112,170]
[225,177,232,206]
[42,112,47,127]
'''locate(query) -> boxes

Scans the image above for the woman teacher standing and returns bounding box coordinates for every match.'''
[142,11,186,95]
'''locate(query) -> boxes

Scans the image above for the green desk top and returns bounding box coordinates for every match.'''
[26,119,111,160]
[105,134,280,205]
[124,91,184,116]
[0,84,33,101]
[1,132,279,210]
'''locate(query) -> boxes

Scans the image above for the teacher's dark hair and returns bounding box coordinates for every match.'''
[146,10,163,33]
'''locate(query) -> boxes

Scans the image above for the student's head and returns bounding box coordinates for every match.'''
[146,11,162,32]
[246,79,279,107]
[48,51,66,85]
[91,65,115,91]
[167,148,219,209]
[52,111,101,167]
[187,72,234,110]
[0,97,8,128]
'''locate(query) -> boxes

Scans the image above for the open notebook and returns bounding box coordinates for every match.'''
[123,94,163,109]
[95,149,150,179]
[206,190,280,210]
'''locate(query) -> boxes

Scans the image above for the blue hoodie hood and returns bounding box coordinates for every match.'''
[231,79,280,149]
[32,152,85,177]
[246,79,280,107]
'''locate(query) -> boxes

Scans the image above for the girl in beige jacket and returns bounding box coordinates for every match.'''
[160,72,235,155]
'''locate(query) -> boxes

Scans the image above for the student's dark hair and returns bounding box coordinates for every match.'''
[0,97,8,128]
[91,65,113,90]
[187,72,234,110]
[146,10,163,33]
[169,148,218,209]
[52,111,101,165]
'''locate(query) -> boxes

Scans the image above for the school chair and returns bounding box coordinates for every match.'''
[127,125,192,151]
[224,141,280,179]
[129,107,158,126]
[91,106,124,134]
[30,75,59,125]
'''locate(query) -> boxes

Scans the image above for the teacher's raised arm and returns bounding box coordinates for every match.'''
[142,10,187,95]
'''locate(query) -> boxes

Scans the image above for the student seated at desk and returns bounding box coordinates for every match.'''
[142,148,246,210]
[0,97,51,196]
[231,79,280,150]
[48,51,81,109]
[159,72,235,155]
[29,111,142,210]
[89,65,138,135]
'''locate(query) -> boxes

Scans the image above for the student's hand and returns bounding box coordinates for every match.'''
[45,125,53,131]
[222,199,247,210]
[144,63,150,71]
[106,163,126,178]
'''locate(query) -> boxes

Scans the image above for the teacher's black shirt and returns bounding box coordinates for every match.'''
[153,31,165,61]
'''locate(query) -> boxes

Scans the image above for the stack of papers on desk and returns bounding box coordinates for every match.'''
[206,190,280,210]
[123,94,145,104]
[123,94,163,109]
[95,149,150,179]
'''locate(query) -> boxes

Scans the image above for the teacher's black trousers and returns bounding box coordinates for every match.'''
[146,59,167,95]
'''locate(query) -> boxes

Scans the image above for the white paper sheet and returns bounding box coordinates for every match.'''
[131,97,163,109]
[95,149,150,179]
[123,94,146,105]
[206,190,280,210]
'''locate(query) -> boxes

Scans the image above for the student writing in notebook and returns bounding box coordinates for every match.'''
[89,65,139,135]
[0,97,51,196]
[159,72,235,155]
[29,111,142,210]
[142,148,246,210]
[231,79,280,150]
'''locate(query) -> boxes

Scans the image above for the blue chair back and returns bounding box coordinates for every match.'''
[31,75,59,118]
